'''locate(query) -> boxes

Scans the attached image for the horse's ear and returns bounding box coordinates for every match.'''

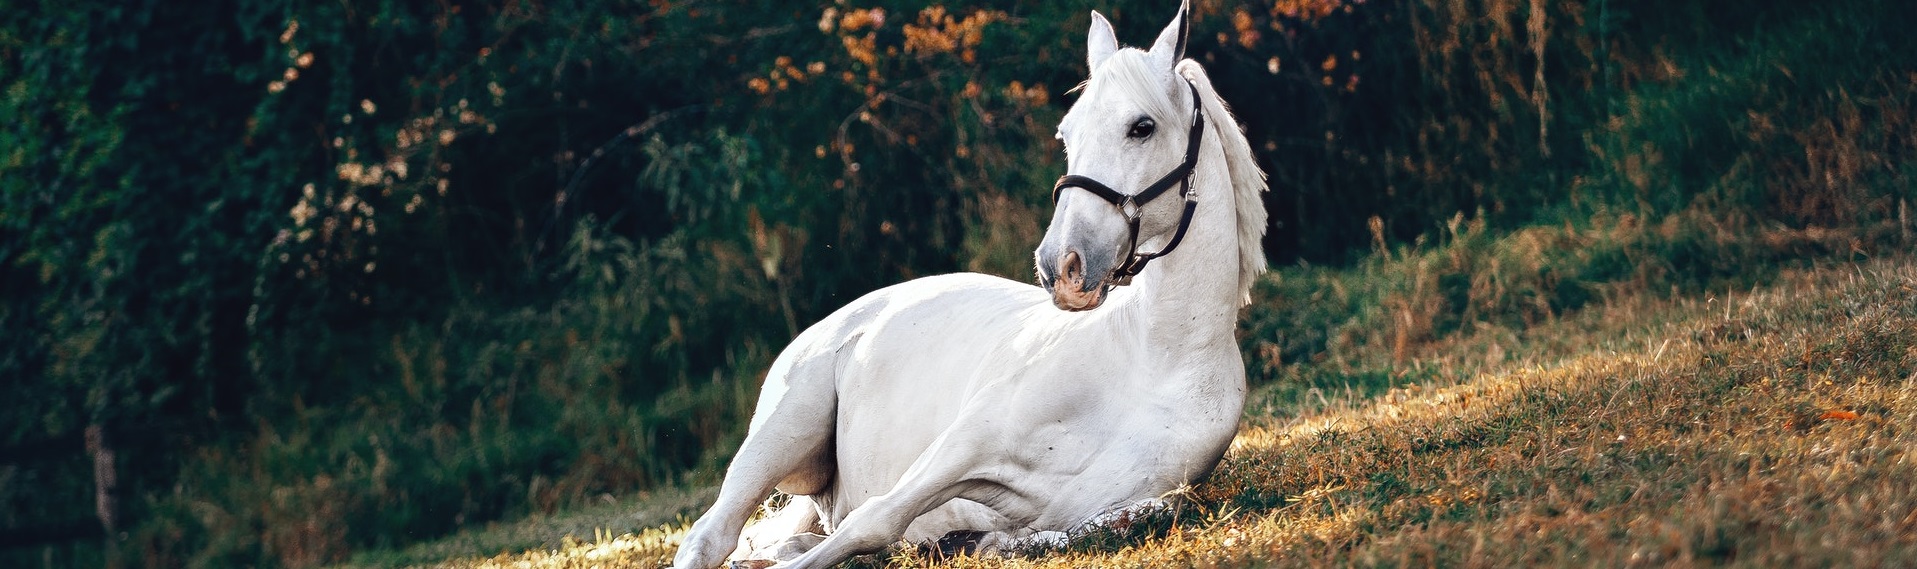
[1147,0,1191,70]
[1087,11,1118,72]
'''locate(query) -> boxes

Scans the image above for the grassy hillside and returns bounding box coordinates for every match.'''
[347,243,1917,568]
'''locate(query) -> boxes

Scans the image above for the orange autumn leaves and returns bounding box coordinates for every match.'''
[758,4,1039,108]
[809,5,1002,69]
[1231,1,1366,92]
[902,5,1001,64]
[756,3,1004,95]
[1231,0,1360,50]
[763,2,1381,103]
[747,56,827,95]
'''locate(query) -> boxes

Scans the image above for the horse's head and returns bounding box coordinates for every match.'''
[1037,1,1197,312]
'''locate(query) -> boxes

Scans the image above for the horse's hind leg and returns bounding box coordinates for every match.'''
[672,353,837,569]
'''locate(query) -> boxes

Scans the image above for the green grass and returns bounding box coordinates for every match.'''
[1240,209,1879,422]
[334,486,712,569]
[348,219,1917,568]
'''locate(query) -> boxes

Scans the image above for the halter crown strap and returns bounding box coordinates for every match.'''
[1050,81,1206,283]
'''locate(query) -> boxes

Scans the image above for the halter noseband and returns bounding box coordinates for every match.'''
[1051,81,1205,287]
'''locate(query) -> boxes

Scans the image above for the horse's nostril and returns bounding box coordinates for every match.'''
[1061,250,1083,282]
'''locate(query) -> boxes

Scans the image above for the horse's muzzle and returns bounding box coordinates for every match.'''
[1050,250,1107,311]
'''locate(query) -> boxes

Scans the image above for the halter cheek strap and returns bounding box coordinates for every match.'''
[1051,81,1205,286]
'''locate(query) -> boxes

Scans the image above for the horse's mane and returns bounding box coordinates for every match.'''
[1177,59,1271,304]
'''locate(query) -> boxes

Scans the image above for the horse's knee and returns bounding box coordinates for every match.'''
[768,532,825,560]
[674,499,760,568]
[831,496,929,553]
[832,527,902,557]
[672,530,737,569]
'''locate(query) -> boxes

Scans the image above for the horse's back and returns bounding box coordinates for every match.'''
[809,271,1049,423]
[796,271,1047,370]
[832,270,1049,387]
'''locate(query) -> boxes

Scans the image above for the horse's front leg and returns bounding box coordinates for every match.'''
[773,481,997,568]
[673,353,839,569]
[771,439,1032,569]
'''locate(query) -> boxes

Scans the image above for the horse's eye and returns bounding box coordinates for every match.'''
[1127,117,1156,139]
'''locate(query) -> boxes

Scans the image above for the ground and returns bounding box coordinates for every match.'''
[348,255,1917,568]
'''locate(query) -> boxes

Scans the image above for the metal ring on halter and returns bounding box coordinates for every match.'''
[1050,81,1205,287]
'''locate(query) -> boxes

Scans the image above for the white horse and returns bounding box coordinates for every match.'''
[671,2,1266,567]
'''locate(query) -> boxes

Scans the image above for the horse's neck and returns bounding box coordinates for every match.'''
[1120,152,1242,356]
[1100,150,1248,434]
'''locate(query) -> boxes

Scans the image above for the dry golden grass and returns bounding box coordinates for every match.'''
[405,256,1917,568]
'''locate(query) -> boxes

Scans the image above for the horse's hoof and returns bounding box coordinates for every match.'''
[931,529,988,560]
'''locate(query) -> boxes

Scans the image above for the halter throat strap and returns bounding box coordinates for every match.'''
[1050,81,1206,285]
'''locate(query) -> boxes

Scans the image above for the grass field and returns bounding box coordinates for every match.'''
[350,250,1917,568]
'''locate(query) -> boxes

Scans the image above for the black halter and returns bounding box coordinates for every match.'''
[1051,81,1205,286]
